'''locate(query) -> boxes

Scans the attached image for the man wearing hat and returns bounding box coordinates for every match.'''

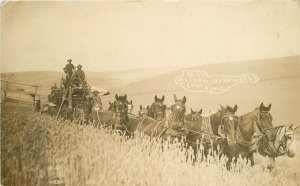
[91,90,102,110]
[63,67,71,86]
[73,65,86,84]
[65,59,74,77]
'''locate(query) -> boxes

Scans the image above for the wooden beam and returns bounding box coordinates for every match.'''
[1,80,38,87]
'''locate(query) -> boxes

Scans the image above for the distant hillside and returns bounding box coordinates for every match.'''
[1,67,178,99]
[111,56,300,95]
[2,56,299,126]
[105,56,300,126]
[89,67,180,88]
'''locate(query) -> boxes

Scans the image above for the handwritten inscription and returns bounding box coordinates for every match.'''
[175,70,259,94]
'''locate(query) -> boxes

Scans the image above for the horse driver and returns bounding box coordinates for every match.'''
[63,67,71,86]
[73,65,86,84]
[65,59,75,77]
[91,90,102,110]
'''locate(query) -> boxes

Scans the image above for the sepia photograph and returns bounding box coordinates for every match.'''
[1,1,300,186]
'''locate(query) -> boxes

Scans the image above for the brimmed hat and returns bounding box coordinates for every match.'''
[77,65,82,68]
[67,59,72,62]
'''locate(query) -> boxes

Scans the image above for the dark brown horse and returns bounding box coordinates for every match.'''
[88,94,128,130]
[109,99,133,113]
[128,94,188,142]
[88,109,115,129]
[185,105,239,160]
[147,95,167,121]
[185,108,202,122]
[113,94,130,134]
[224,103,276,169]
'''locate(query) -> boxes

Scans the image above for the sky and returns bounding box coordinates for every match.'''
[1,1,300,72]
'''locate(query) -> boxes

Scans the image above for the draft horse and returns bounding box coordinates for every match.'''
[128,94,188,142]
[147,95,167,121]
[185,105,239,161]
[88,94,128,130]
[224,103,276,169]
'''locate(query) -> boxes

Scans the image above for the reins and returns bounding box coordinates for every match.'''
[260,126,295,157]
[254,110,274,140]
[94,110,116,128]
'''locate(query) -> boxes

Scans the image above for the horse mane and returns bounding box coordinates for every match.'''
[240,108,259,121]
[209,110,222,135]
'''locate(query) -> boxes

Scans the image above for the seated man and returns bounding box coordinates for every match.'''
[72,65,86,86]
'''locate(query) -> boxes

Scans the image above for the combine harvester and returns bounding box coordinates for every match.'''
[44,74,109,123]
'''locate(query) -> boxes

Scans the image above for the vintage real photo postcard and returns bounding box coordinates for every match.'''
[1,1,300,186]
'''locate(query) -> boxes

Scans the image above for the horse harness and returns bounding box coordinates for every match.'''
[149,109,188,138]
[150,102,165,120]
[185,114,226,145]
[93,110,117,128]
[231,110,279,154]
[220,114,239,136]
[253,110,274,140]
[258,126,295,157]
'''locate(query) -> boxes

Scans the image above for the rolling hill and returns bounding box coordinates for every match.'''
[1,67,178,99]
[103,56,300,126]
[2,56,300,127]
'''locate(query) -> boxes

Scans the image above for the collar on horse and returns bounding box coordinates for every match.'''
[253,110,274,140]
[151,111,188,138]
[218,114,238,138]
[154,111,164,119]
[259,126,295,157]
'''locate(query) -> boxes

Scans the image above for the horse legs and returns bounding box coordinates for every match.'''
[267,157,276,170]
[226,156,232,170]
[248,152,255,166]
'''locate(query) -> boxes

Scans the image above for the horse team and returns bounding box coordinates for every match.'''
[69,94,299,169]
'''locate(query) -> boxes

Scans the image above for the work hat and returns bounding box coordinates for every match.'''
[67,59,72,62]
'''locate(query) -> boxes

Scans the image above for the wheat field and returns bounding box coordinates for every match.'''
[1,103,299,186]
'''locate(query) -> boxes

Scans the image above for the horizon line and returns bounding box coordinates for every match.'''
[1,55,299,74]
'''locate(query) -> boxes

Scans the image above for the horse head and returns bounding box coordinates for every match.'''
[256,102,276,141]
[149,95,167,121]
[113,94,129,131]
[259,124,299,159]
[138,105,149,117]
[218,104,239,147]
[115,94,127,102]
[276,124,299,157]
[187,108,203,122]
[167,94,186,130]
[127,100,133,114]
